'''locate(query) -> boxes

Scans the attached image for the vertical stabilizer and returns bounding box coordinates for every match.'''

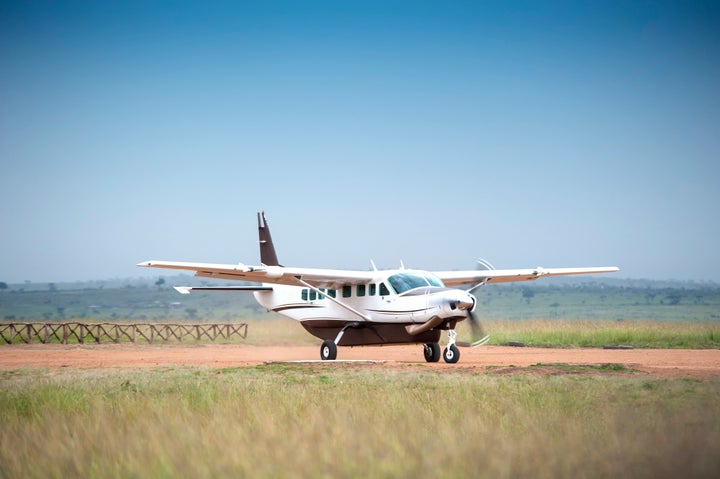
[258,211,280,266]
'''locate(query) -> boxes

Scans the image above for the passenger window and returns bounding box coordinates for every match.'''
[357,284,366,297]
[328,289,336,298]
[309,290,317,301]
[342,285,352,298]
[301,289,308,301]
[380,283,390,296]
[319,288,325,300]
[369,284,376,296]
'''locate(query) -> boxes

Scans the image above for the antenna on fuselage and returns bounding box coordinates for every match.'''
[370,259,378,271]
[258,210,280,266]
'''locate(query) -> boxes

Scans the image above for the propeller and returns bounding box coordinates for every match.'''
[457,293,490,348]
[466,308,490,347]
[461,263,493,347]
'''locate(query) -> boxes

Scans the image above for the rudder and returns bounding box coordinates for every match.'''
[258,211,280,266]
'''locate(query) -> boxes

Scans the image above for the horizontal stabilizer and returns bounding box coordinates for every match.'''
[173,286,273,295]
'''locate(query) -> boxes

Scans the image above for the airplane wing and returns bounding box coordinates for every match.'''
[138,261,618,289]
[137,260,377,289]
[434,266,619,287]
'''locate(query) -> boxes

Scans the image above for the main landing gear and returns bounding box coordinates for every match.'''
[319,325,462,363]
[423,342,441,362]
[320,340,337,360]
[423,330,460,364]
[320,322,361,360]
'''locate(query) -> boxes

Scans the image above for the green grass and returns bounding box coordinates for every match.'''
[1,366,719,478]
[475,283,720,322]
[454,319,720,349]
[530,362,635,373]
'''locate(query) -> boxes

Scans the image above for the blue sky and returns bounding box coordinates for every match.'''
[1,0,718,283]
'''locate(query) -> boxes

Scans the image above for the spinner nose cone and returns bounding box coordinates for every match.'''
[447,290,475,311]
[457,291,476,311]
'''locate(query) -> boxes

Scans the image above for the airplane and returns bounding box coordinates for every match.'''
[138,211,618,364]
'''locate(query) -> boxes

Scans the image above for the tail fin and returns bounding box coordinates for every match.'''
[258,211,280,266]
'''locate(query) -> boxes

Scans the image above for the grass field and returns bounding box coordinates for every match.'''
[462,319,720,349]
[2,282,719,478]
[1,366,719,478]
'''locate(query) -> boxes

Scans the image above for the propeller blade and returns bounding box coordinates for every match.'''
[459,308,489,348]
[468,310,484,339]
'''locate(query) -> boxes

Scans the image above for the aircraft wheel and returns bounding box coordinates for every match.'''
[443,344,460,364]
[320,340,337,360]
[423,343,441,362]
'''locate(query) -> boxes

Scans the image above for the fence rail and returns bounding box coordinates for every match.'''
[0,322,248,345]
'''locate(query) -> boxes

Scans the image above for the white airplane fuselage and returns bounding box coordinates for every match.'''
[251,269,476,347]
[253,275,473,325]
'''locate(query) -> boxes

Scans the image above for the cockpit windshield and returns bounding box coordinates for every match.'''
[387,272,445,295]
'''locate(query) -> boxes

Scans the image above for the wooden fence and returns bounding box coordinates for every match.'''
[0,322,248,345]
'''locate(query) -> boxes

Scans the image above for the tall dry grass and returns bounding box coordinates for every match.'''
[1,366,719,478]
[455,318,720,348]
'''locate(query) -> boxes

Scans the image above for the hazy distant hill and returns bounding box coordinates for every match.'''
[4,274,718,293]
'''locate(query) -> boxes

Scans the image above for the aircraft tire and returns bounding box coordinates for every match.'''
[320,340,337,360]
[423,343,441,362]
[443,344,460,364]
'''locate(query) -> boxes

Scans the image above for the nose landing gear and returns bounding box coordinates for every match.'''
[422,330,461,363]
[443,330,460,363]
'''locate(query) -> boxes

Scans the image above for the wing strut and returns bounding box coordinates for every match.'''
[293,276,371,322]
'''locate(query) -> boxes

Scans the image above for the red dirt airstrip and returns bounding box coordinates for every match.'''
[1,344,718,379]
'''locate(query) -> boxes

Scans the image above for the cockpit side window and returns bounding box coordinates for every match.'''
[388,274,414,294]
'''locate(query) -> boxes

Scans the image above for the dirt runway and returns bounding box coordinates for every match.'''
[1,343,719,379]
